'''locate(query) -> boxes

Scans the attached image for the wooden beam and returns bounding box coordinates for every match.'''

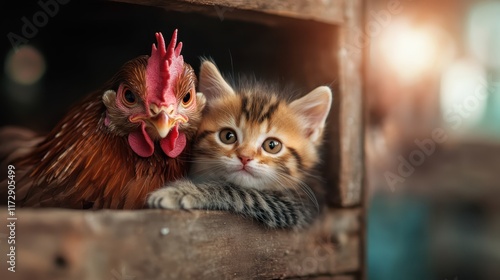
[336,0,365,207]
[0,208,360,279]
[110,0,345,25]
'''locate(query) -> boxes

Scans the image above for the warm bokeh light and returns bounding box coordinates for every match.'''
[4,45,46,85]
[440,59,487,131]
[377,20,452,84]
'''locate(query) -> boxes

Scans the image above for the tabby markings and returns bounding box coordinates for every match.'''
[241,95,280,124]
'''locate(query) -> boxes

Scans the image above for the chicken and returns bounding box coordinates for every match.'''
[0,30,205,209]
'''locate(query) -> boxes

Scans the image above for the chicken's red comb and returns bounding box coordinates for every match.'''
[145,30,184,107]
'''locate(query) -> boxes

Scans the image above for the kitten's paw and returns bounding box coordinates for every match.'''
[147,187,183,209]
[147,180,199,210]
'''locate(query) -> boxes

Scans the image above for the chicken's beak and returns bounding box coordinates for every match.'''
[150,111,172,138]
[149,104,187,138]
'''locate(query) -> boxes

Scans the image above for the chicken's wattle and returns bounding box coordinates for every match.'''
[160,125,186,158]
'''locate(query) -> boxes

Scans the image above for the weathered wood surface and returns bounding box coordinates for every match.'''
[300,276,356,280]
[0,208,360,280]
[312,277,356,280]
[111,0,345,24]
[335,0,364,207]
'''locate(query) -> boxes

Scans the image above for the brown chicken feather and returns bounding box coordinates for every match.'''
[0,32,205,209]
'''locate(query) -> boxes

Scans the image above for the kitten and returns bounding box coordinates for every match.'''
[147,61,332,229]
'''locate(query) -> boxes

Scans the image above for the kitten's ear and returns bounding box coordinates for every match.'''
[290,86,333,143]
[199,60,235,102]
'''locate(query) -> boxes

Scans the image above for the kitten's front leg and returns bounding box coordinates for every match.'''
[148,180,315,229]
[147,179,204,209]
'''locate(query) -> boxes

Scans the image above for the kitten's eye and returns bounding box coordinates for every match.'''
[181,90,193,107]
[219,129,237,144]
[262,138,282,154]
[123,89,137,106]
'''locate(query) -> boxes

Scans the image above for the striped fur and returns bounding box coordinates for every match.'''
[148,179,314,228]
[148,61,332,229]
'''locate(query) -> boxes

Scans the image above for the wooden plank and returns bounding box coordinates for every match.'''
[0,208,361,279]
[110,0,345,25]
[312,276,356,280]
[291,276,355,280]
[335,0,365,206]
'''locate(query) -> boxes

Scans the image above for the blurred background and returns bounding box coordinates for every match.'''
[1,0,499,279]
[365,0,500,279]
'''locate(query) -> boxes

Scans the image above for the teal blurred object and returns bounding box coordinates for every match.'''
[482,79,500,135]
[467,2,500,135]
[368,193,432,280]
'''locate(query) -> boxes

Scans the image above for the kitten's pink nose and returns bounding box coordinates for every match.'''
[239,156,253,165]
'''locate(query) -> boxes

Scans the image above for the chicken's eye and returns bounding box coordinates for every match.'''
[219,129,237,144]
[182,91,192,106]
[123,89,137,106]
[262,138,282,154]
